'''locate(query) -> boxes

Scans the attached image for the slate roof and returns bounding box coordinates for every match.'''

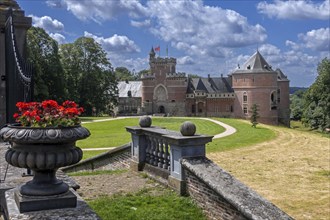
[234,51,274,73]
[118,81,141,97]
[187,77,233,93]
[276,68,289,81]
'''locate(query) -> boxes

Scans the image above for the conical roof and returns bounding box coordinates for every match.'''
[241,51,271,70]
[149,47,155,56]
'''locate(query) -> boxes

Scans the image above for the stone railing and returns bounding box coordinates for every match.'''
[126,116,293,220]
[126,117,212,193]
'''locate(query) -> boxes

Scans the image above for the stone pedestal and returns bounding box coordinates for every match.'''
[14,188,77,213]
[5,188,101,219]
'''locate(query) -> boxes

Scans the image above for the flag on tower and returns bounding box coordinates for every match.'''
[154,46,160,51]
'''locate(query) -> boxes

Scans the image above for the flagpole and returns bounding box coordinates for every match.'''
[166,44,168,57]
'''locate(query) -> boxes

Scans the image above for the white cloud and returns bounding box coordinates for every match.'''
[84,31,140,53]
[49,33,66,44]
[130,19,151,28]
[259,44,281,55]
[30,15,64,32]
[257,0,330,20]
[120,57,148,71]
[298,28,330,51]
[146,1,267,58]
[177,56,195,65]
[285,40,300,51]
[46,0,65,8]
[60,0,147,23]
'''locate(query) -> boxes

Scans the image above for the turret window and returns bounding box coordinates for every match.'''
[243,106,248,114]
[243,92,248,103]
[271,91,277,110]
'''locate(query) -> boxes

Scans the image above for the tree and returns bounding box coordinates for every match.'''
[250,104,259,128]
[26,27,66,102]
[302,58,330,131]
[290,89,305,120]
[137,69,150,79]
[115,67,135,81]
[60,37,118,115]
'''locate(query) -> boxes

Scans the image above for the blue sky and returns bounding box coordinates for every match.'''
[18,0,329,87]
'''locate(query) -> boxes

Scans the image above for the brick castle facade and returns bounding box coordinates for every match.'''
[116,48,290,126]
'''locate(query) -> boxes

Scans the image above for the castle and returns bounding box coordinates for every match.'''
[116,48,290,126]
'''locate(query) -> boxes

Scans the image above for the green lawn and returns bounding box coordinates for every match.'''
[78,117,225,149]
[78,117,276,159]
[206,118,276,153]
[88,188,207,220]
[68,169,128,177]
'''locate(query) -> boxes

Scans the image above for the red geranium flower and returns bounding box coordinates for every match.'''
[13,100,83,127]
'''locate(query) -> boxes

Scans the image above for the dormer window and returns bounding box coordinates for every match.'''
[127,91,132,97]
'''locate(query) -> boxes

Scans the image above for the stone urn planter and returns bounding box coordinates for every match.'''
[0,125,90,196]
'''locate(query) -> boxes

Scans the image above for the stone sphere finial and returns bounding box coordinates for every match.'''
[180,121,196,136]
[139,116,152,127]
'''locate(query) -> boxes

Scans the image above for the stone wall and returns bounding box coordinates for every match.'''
[182,157,293,220]
[62,144,131,173]
[184,169,246,220]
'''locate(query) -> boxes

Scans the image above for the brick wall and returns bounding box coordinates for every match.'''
[184,169,247,220]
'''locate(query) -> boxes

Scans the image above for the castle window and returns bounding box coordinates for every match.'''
[171,100,175,102]
[127,90,132,97]
[271,91,276,104]
[271,91,277,110]
[146,100,149,103]
[243,92,248,103]
[243,106,248,114]
[192,104,196,113]
[230,105,233,112]
[277,89,281,103]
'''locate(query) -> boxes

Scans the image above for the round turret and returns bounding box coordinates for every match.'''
[0,0,21,10]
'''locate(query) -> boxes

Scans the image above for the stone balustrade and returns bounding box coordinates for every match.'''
[126,116,213,193]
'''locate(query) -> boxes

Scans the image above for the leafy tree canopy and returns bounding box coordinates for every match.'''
[302,58,330,131]
[60,37,118,115]
[26,27,66,102]
[290,90,306,121]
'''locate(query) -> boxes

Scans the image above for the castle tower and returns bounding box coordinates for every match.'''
[141,47,187,115]
[232,51,289,125]
[0,0,32,126]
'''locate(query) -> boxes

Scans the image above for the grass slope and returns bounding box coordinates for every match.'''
[208,125,330,220]
[88,188,207,220]
[206,118,276,153]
